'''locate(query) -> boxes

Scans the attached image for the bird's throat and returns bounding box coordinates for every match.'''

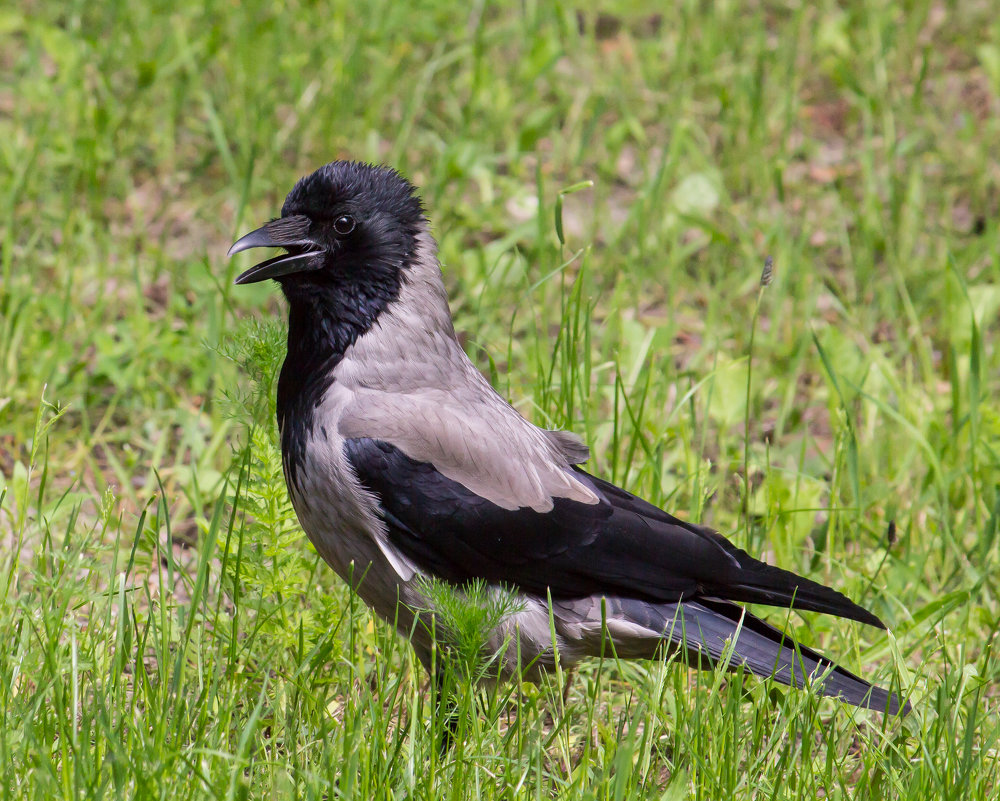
[276,275,402,483]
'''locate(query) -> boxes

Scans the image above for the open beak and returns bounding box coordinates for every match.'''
[228,215,323,284]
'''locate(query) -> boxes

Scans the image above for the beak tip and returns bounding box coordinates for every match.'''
[228,239,254,258]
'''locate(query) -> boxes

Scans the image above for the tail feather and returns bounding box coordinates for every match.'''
[648,598,908,715]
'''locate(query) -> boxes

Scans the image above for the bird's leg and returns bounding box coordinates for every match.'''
[433,665,461,754]
[561,665,577,707]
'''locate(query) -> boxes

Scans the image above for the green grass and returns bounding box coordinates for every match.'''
[2,0,999,797]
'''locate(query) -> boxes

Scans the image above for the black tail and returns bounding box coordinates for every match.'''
[657,598,909,715]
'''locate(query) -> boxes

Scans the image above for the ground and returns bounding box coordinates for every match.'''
[1,1,998,798]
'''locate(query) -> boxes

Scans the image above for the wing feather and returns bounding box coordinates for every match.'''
[343,437,885,628]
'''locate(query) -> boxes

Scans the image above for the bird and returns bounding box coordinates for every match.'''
[228,160,909,720]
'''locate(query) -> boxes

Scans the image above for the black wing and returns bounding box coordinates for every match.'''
[344,437,884,628]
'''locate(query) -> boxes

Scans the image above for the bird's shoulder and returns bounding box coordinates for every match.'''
[330,335,594,512]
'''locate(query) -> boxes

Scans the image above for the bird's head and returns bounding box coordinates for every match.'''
[228,161,426,293]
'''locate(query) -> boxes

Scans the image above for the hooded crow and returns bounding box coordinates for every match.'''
[229,160,909,717]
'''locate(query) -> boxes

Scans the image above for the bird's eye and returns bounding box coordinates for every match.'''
[333,215,356,236]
